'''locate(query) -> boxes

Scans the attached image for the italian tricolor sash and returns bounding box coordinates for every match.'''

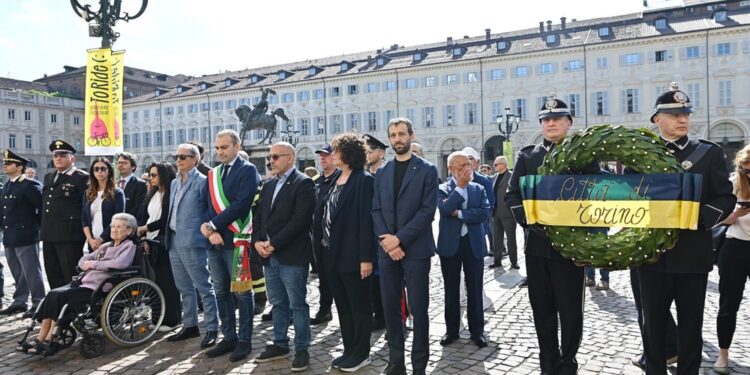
[208,165,253,292]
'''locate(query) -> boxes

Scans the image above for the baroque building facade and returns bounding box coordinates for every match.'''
[124,1,750,177]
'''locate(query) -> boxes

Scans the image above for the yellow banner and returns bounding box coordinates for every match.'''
[84,48,125,155]
[522,200,701,229]
[503,141,514,169]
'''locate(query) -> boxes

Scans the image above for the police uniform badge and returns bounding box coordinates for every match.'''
[545,97,558,110]
[674,91,688,104]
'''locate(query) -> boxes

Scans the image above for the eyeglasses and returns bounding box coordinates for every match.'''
[176,154,195,160]
[93,166,108,173]
[267,153,290,161]
[149,173,158,178]
[742,168,750,174]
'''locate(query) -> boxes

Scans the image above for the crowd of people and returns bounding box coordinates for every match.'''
[0,81,747,374]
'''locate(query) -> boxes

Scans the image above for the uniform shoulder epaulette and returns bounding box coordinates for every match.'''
[74,169,89,176]
[697,139,721,148]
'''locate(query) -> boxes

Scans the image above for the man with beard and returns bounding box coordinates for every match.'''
[371,118,438,375]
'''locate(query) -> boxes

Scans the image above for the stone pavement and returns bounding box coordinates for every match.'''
[0,221,749,374]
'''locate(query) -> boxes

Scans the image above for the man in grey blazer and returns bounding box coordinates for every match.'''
[490,156,518,270]
[164,143,220,349]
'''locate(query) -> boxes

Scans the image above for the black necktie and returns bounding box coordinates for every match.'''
[221,164,231,181]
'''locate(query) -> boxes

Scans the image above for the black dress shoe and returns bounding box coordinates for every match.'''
[310,310,332,325]
[230,341,252,362]
[488,263,502,269]
[200,330,218,348]
[167,326,200,342]
[0,305,27,315]
[413,370,426,375]
[21,309,36,319]
[205,339,236,358]
[439,334,459,346]
[382,362,407,375]
[518,277,528,288]
[510,264,521,270]
[470,334,488,348]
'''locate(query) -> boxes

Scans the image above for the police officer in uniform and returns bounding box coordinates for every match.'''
[0,150,45,318]
[505,96,593,375]
[363,133,388,331]
[41,140,89,289]
[638,83,735,374]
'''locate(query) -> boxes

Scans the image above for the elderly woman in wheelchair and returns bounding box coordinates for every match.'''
[17,213,165,357]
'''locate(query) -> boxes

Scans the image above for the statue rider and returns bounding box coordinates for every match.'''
[250,88,270,122]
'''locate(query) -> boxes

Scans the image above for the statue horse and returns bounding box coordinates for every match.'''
[235,104,289,145]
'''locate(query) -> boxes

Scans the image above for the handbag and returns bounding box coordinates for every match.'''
[712,224,729,264]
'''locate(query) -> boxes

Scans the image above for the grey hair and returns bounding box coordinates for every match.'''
[238,150,249,160]
[216,129,241,145]
[177,143,200,157]
[494,156,508,166]
[272,141,296,156]
[111,213,138,233]
[447,151,469,167]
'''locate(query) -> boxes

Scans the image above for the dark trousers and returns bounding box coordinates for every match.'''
[153,243,182,327]
[43,241,85,289]
[379,256,430,371]
[630,268,678,362]
[526,254,584,375]
[717,238,750,349]
[315,247,333,312]
[493,215,518,266]
[638,267,708,375]
[371,273,384,322]
[440,236,484,337]
[331,270,373,359]
[250,245,266,304]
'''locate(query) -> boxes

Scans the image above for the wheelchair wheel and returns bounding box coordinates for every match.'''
[79,333,105,358]
[100,277,164,347]
[58,325,77,349]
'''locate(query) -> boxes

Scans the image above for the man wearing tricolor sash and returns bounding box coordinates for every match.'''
[200,130,259,362]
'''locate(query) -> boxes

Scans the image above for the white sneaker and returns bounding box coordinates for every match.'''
[158,324,178,332]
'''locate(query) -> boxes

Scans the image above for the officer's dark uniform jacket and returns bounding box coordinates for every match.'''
[1,175,43,247]
[40,167,89,242]
[642,135,735,274]
[505,139,600,259]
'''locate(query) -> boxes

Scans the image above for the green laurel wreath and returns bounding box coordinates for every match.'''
[536,124,683,270]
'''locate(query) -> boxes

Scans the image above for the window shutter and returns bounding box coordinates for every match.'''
[711,44,719,57]
[620,90,627,113]
[667,50,674,61]
[591,93,598,115]
[648,50,656,63]
[602,92,609,115]
[633,89,639,113]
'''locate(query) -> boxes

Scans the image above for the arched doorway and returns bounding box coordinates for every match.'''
[709,122,747,170]
[438,137,464,180]
[297,147,314,171]
[483,135,507,165]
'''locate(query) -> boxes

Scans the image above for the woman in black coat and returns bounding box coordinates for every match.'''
[316,133,376,372]
[136,162,181,331]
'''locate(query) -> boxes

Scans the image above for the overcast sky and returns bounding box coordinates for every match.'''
[1,0,674,82]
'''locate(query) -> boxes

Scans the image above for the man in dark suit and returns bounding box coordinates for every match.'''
[490,156,518,270]
[505,97,590,375]
[371,118,438,375]
[116,152,147,221]
[199,130,259,361]
[437,151,491,349]
[41,140,89,289]
[252,142,316,372]
[639,83,735,374]
[0,150,45,318]
[310,143,340,325]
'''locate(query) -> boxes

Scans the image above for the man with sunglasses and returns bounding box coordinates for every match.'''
[0,149,45,318]
[164,143,220,351]
[252,142,315,372]
[41,140,89,289]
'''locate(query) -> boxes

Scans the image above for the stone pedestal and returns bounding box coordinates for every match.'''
[243,144,271,176]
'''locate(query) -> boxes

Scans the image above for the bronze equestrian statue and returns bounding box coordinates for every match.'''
[235,88,289,145]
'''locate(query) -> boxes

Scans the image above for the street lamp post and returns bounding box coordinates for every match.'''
[70,0,148,48]
[496,107,521,140]
[281,122,300,147]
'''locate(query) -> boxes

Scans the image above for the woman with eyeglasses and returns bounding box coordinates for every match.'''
[314,133,376,372]
[82,157,125,252]
[136,162,181,332]
[713,144,750,374]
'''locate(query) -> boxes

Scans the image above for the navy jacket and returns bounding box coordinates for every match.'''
[314,169,376,273]
[251,169,316,266]
[437,179,490,260]
[1,176,43,247]
[41,168,89,242]
[123,176,147,222]
[371,155,438,260]
[205,158,259,251]
[81,188,126,242]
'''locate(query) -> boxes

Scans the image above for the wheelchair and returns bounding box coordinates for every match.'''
[19,240,165,358]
